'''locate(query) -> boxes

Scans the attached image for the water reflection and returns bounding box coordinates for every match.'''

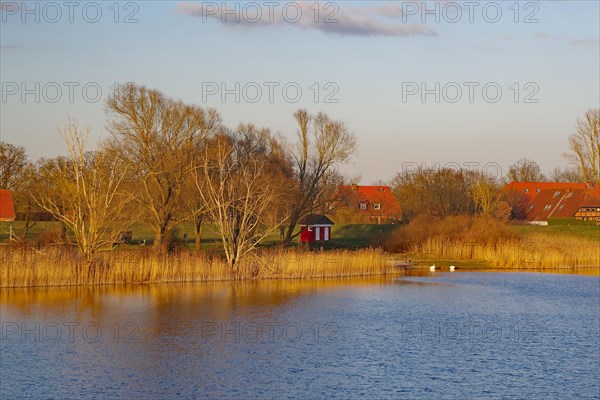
[1,272,599,399]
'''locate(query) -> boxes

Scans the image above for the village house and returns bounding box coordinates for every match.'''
[335,184,402,224]
[0,190,16,222]
[503,182,600,225]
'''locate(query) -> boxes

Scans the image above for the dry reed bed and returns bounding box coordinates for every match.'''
[0,246,391,288]
[417,233,600,268]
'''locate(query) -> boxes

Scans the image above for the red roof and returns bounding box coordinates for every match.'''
[526,187,600,222]
[0,190,16,221]
[339,185,402,219]
[503,182,589,201]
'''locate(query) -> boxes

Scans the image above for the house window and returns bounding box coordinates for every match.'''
[373,204,381,210]
[536,188,540,193]
[566,192,573,198]
[553,191,561,197]
[524,188,529,192]
[544,204,552,210]
[359,203,367,210]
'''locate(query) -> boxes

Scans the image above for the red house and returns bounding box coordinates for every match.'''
[0,190,16,222]
[502,182,595,221]
[336,184,402,224]
[299,214,334,243]
[525,186,600,225]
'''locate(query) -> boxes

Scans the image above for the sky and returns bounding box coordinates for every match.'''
[1,0,599,184]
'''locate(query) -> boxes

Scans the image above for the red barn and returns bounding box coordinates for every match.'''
[299,214,334,243]
[0,190,16,222]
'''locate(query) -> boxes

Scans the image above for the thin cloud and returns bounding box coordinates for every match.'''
[569,37,600,46]
[0,44,22,49]
[176,1,437,38]
[533,32,552,40]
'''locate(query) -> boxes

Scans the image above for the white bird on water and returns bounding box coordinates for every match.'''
[429,265,436,271]
[449,265,456,271]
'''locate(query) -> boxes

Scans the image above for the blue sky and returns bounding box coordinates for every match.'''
[1,1,599,183]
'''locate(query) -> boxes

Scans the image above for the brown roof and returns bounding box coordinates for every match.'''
[0,190,16,221]
[503,182,589,201]
[526,187,600,222]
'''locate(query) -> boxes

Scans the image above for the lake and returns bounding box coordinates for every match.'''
[1,271,599,399]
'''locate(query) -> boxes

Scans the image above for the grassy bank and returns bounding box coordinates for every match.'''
[0,221,393,249]
[0,246,393,288]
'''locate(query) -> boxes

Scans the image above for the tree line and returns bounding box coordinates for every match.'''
[1,82,597,265]
[387,109,599,222]
[1,83,356,267]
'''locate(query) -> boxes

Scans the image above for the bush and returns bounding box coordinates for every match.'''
[384,214,517,252]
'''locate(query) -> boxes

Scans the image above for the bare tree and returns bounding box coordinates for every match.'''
[11,162,40,240]
[34,156,74,240]
[182,169,211,253]
[106,83,221,251]
[507,158,545,182]
[0,141,27,190]
[564,109,599,183]
[550,166,583,182]
[392,167,475,220]
[283,110,356,243]
[471,175,498,215]
[35,121,135,263]
[196,125,285,269]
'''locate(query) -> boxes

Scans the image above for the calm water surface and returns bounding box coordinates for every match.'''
[1,271,599,399]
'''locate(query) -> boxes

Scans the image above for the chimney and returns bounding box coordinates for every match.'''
[351,183,358,191]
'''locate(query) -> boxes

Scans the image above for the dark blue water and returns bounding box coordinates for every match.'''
[1,272,599,399]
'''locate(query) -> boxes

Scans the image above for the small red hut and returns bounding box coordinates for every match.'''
[299,214,334,243]
[0,190,16,222]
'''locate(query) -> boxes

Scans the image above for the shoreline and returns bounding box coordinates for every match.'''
[2,264,599,290]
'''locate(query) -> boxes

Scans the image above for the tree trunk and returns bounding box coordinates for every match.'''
[284,212,300,244]
[21,203,36,241]
[154,227,172,253]
[194,214,203,253]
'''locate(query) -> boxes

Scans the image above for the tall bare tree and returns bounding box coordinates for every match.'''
[196,125,286,268]
[507,158,545,182]
[283,110,356,243]
[35,121,135,263]
[106,83,221,251]
[564,109,600,183]
[0,141,27,190]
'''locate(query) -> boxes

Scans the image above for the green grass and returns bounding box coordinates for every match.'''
[510,224,600,241]
[0,221,397,250]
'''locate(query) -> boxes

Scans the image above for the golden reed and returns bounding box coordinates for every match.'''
[416,233,600,269]
[0,246,392,288]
